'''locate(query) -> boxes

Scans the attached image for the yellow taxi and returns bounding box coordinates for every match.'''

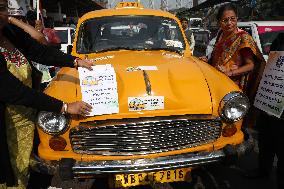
[32,2,250,188]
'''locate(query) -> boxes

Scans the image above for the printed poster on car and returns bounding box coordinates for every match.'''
[254,51,284,118]
[78,64,119,116]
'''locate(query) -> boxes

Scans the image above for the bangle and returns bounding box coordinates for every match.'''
[74,58,80,68]
[62,102,68,114]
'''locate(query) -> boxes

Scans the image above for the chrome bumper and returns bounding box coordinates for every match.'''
[31,150,225,177]
[73,151,224,176]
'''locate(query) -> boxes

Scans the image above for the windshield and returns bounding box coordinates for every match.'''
[56,30,68,44]
[76,16,185,54]
[258,26,284,55]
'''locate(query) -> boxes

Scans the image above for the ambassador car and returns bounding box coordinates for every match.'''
[32,2,250,188]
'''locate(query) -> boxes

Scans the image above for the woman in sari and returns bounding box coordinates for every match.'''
[201,3,265,101]
[0,0,93,188]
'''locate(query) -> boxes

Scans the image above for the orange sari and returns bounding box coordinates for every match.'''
[211,29,265,101]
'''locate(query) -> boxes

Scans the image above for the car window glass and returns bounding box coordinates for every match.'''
[76,16,185,54]
[257,26,284,55]
[56,30,68,44]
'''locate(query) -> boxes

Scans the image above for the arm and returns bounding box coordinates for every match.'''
[8,17,48,45]
[22,34,93,70]
[226,48,255,76]
[0,63,63,112]
[0,63,92,115]
[7,25,76,67]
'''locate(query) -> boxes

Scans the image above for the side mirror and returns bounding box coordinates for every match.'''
[67,45,73,54]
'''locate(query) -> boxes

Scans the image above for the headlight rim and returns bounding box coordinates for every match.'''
[37,111,70,135]
[218,91,250,123]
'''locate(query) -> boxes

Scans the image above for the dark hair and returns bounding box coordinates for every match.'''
[216,3,238,21]
[26,10,37,27]
[26,10,36,21]
[44,17,54,28]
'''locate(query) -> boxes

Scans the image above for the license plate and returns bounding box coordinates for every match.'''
[114,168,191,188]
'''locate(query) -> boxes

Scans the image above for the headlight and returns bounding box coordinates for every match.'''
[37,111,69,135]
[218,91,249,122]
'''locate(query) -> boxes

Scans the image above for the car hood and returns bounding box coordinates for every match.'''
[50,51,213,120]
[83,51,211,118]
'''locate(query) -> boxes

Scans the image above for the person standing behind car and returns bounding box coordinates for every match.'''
[180,17,195,53]
[244,33,284,189]
[43,17,61,49]
[0,0,93,188]
[199,3,265,102]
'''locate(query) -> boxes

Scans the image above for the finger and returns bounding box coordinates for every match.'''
[81,103,91,112]
[80,109,90,116]
[86,60,94,70]
[78,109,86,117]
[81,106,91,113]
[85,64,93,71]
[84,102,93,110]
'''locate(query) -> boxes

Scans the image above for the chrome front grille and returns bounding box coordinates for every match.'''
[70,116,222,155]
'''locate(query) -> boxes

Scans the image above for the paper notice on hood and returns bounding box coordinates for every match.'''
[78,65,119,116]
[128,96,164,111]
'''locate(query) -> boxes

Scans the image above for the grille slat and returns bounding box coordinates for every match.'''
[70,118,222,155]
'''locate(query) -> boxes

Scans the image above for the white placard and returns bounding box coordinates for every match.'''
[78,65,119,116]
[254,51,284,118]
[128,96,164,111]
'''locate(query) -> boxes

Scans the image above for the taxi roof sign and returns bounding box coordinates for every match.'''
[115,2,144,9]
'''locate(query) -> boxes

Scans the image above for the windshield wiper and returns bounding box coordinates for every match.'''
[95,47,137,53]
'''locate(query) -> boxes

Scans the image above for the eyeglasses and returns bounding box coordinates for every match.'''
[220,16,237,24]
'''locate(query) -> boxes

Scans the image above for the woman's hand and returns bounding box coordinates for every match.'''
[223,69,233,77]
[66,101,92,117]
[199,56,208,62]
[76,59,94,70]
[35,20,44,32]
[224,65,239,76]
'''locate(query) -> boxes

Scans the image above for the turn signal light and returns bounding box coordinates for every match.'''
[49,136,67,151]
[222,124,237,137]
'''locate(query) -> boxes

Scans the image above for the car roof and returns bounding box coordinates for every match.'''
[238,21,284,27]
[79,7,178,22]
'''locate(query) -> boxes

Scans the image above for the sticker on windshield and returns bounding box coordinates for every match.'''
[128,96,164,111]
[126,66,158,72]
[164,40,183,48]
[162,52,182,59]
[145,40,154,45]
